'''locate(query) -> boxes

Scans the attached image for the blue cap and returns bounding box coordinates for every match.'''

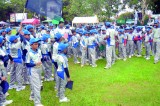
[5,28,12,33]
[125,27,130,30]
[89,30,94,34]
[29,38,41,45]
[0,36,4,44]
[76,29,79,33]
[40,25,45,29]
[26,25,34,30]
[0,29,5,34]
[49,23,53,27]
[23,30,31,35]
[58,43,69,52]
[118,29,124,33]
[54,33,62,40]
[105,22,111,27]
[41,34,50,41]
[101,27,106,31]
[9,35,19,43]
[66,25,70,29]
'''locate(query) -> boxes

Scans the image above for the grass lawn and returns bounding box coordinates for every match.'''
[7,56,160,106]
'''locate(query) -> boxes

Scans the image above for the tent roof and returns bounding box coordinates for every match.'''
[72,16,99,24]
[22,19,40,25]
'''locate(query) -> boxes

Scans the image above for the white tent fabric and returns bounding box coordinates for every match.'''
[72,16,99,25]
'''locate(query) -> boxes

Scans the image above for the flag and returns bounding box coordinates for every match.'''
[25,0,62,19]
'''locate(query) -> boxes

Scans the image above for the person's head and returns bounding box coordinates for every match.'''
[54,33,63,42]
[0,29,6,36]
[26,25,34,33]
[49,23,54,29]
[29,38,41,50]
[59,21,64,28]
[23,30,31,40]
[58,43,68,54]
[72,30,76,36]
[118,29,124,34]
[5,28,12,35]
[105,22,111,28]
[101,27,106,34]
[9,35,19,44]
[41,34,50,42]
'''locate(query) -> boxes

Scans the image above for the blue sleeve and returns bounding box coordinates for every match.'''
[26,63,36,67]
[3,55,9,62]
[64,68,70,78]
[0,55,3,59]
[19,34,27,45]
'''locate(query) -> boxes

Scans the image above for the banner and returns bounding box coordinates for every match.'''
[25,0,62,19]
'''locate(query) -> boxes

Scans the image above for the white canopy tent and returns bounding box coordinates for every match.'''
[72,16,99,26]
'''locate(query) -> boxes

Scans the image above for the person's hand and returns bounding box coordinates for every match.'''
[10,61,14,64]
[36,62,42,66]
[84,47,87,50]
[67,78,71,82]
[1,76,6,81]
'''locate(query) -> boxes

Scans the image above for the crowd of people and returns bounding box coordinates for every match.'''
[0,19,160,106]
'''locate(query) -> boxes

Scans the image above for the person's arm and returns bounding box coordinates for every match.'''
[64,68,70,78]
[26,63,36,67]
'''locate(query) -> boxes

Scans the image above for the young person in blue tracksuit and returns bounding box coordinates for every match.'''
[40,34,53,81]
[8,35,26,92]
[26,38,43,106]
[52,33,64,90]
[71,30,80,64]
[56,43,71,102]
[144,28,153,60]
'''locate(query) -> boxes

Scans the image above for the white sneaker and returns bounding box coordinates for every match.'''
[5,92,9,97]
[146,57,150,60]
[92,65,97,68]
[16,86,26,92]
[129,56,131,58]
[29,96,34,101]
[59,97,70,103]
[49,78,54,81]
[7,72,10,75]
[81,65,84,67]
[137,55,142,57]
[3,100,13,106]
[35,103,44,106]
[9,84,17,90]
[104,66,110,69]
[76,61,80,64]
[123,58,127,61]
[24,81,30,85]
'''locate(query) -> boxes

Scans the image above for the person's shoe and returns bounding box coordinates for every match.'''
[16,86,26,92]
[104,66,110,69]
[5,92,9,97]
[123,58,127,61]
[76,61,80,64]
[29,96,34,101]
[81,65,84,67]
[9,84,17,90]
[137,55,142,57]
[146,57,150,60]
[59,97,70,103]
[24,81,30,85]
[129,55,131,58]
[49,78,54,81]
[2,100,13,106]
[35,103,44,106]
[92,65,97,68]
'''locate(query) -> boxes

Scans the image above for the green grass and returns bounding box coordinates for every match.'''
[7,55,160,106]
